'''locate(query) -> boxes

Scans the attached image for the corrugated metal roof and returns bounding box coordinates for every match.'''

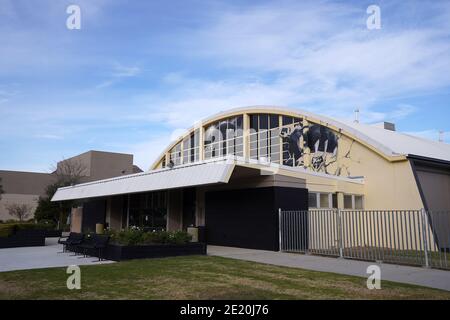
[341,120,450,162]
[51,161,235,201]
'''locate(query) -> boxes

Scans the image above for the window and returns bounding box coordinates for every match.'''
[344,194,364,210]
[128,191,167,231]
[344,195,353,209]
[332,194,338,209]
[249,114,281,163]
[355,195,364,210]
[310,192,338,209]
[182,129,200,164]
[168,142,182,166]
[204,116,243,160]
[319,193,331,208]
[308,193,318,208]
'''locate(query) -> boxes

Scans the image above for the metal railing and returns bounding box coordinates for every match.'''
[279,209,450,270]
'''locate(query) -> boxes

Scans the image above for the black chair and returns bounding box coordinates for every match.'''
[76,234,110,261]
[65,233,85,255]
[58,233,83,253]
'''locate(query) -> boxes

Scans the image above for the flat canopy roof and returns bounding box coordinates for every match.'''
[51,161,235,201]
[52,157,364,202]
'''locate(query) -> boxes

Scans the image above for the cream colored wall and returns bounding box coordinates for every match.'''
[0,193,39,221]
[335,137,423,210]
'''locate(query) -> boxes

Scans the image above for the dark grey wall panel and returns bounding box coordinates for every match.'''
[205,186,308,251]
[82,199,106,233]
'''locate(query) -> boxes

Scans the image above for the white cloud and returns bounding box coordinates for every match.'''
[124,133,174,171]
[128,1,450,137]
[34,134,64,140]
[96,62,141,89]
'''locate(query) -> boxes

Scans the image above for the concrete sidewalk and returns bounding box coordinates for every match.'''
[208,246,450,292]
[0,238,114,272]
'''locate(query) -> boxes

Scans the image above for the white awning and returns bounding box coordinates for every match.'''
[51,161,235,201]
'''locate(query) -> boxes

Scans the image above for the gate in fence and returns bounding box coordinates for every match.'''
[279,209,450,270]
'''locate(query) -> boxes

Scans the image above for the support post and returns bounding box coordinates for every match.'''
[278,208,282,252]
[421,209,430,268]
[338,209,344,258]
[126,194,130,229]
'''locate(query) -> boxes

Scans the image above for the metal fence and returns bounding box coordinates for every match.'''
[279,209,450,270]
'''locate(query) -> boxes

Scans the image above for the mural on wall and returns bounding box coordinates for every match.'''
[159,113,361,177]
[280,121,357,176]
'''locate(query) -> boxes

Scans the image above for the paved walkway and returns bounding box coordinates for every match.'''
[0,238,114,272]
[208,246,450,292]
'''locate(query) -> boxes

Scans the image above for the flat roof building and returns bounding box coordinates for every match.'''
[0,151,141,221]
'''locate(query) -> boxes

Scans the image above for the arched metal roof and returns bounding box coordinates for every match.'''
[151,105,450,169]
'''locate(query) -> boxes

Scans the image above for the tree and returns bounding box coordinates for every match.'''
[34,158,87,227]
[5,203,33,221]
[34,183,61,223]
[53,158,87,186]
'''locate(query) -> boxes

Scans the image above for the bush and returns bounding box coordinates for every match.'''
[107,228,192,246]
[0,222,56,238]
[0,224,14,237]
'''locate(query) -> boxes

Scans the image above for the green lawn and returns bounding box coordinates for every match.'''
[0,255,449,300]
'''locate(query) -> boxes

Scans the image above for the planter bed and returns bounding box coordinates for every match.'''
[103,242,207,261]
[0,230,46,249]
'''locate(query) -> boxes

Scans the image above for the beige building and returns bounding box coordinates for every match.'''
[1,150,141,221]
[52,106,450,251]
[0,171,55,221]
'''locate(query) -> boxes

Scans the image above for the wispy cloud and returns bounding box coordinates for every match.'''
[34,134,64,140]
[96,62,141,89]
[123,0,450,133]
[0,87,19,105]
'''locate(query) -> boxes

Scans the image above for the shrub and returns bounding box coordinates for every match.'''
[0,224,14,237]
[108,229,192,246]
[0,222,56,238]
[169,231,193,245]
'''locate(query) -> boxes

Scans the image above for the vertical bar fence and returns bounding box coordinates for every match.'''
[279,209,450,270]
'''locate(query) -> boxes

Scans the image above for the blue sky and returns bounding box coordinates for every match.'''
[1,0,449,172]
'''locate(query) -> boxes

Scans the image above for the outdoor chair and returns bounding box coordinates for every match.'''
[76,234,110,261]
[67,233,85,255]
[58,232,83,253]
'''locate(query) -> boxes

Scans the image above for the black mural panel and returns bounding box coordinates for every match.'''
[280,123,339,173]
[205,187,308,251]
[82,199,106,233]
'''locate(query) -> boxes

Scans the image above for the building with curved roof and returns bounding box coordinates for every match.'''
[53,106,450,250]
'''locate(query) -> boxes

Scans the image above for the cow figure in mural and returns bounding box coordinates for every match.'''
[280,125,304,167]
[280,124,338,172]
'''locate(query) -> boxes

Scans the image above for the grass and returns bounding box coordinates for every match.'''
[0,255,449,300]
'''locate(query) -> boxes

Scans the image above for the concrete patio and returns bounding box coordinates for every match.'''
[0,238,114,272]
[208,245,450,292]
